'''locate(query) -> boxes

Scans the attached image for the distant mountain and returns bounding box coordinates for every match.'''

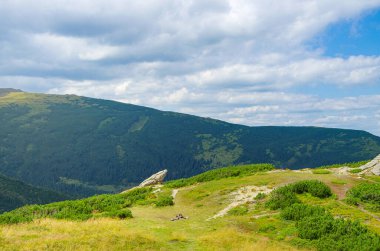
[0,89,379,196]
[0,88,22,97]
[0,173,70,213]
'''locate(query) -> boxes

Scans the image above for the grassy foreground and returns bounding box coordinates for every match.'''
[0,164,380,250]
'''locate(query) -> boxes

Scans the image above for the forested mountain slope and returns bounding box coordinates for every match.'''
[0,174,70,213]
[0,89,379,195]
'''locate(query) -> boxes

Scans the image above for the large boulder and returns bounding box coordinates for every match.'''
[139,169,168,187]
[360,154,380,175]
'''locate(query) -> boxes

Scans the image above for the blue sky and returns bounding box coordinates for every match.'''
[0,0,380,135]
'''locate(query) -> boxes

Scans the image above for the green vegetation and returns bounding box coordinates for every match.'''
[346,183,380,208]
[0,90,379,197]
[0,187,173,224]
[312,169,331,174]
[266,180,332,209]
[316,160,369,169]
[270,182,380,251]
[165,164,274,188]
[349,168,362,173]
[228,205,249,216]
[0,164,379,250]
[0,174,70,213]
[281,203,326,221]
[297,215,380,250]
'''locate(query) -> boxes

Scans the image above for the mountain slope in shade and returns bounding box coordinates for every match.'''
[0,174,70,213]
[0,89,379,196]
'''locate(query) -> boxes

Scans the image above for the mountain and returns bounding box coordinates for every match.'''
[0,173,70,213]
[0,89,380,196]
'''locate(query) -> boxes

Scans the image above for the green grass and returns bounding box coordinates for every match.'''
[1,164,380,250]
[331,179,347,185]
[312,169,331,174]
[228,205,249,216]
[349,168,362,173]
[315,160,369,169]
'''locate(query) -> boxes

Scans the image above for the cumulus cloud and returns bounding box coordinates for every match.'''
[0,0,380,135]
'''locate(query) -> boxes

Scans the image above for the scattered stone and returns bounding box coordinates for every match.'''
[139,169,168,187]
[171,213,188,221]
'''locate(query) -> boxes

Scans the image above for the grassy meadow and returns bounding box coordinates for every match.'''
[0,163,379,250]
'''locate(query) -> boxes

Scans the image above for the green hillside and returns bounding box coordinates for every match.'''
[0,89,380,196]
[0,163,379,251]
[0,174,70,213]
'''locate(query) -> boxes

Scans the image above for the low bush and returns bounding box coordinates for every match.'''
[297,216,380,250]
[104,209,132,219]
[346,183,380,206]
[281,204,326,221]
[0,187,173,224]
[266,185,300,210]
[165,164,275,188]
[266,180,332,210]
[154,195,174,207]
[269,181,380,251]
[291,180,332,198]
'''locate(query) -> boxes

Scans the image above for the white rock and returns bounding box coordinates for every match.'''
[359,154,380,175]
[139,169,168,187]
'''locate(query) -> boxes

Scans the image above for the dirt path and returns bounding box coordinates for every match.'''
[337,201,380,222]
[208,186,273,220]
[358,204,380,221]
[171,189,178,199]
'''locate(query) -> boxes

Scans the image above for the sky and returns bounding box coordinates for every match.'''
[1,1,380,135]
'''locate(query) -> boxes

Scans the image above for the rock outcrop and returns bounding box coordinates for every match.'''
[139,169,168,187]
[359,154,380,175]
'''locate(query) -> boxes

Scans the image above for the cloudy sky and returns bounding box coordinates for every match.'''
[1,1,380,135]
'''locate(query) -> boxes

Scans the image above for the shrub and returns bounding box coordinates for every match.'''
[0,187,174,225]
[291,180,332,198]
[297,216,380,250]
[281,204,326,221]
[265,180,380,250]
[266,185,300,210]
[266,180,332,210]
[154,195,174,207]
[297,215,335,240]
[346,183,380,206]
[104,209,132,219]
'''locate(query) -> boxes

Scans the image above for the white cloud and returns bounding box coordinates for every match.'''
[1,0,380,135]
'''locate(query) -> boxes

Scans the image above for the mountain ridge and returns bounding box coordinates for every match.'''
[0,89,379,196]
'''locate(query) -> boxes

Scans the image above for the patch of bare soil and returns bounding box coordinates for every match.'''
[208,186,273,220]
